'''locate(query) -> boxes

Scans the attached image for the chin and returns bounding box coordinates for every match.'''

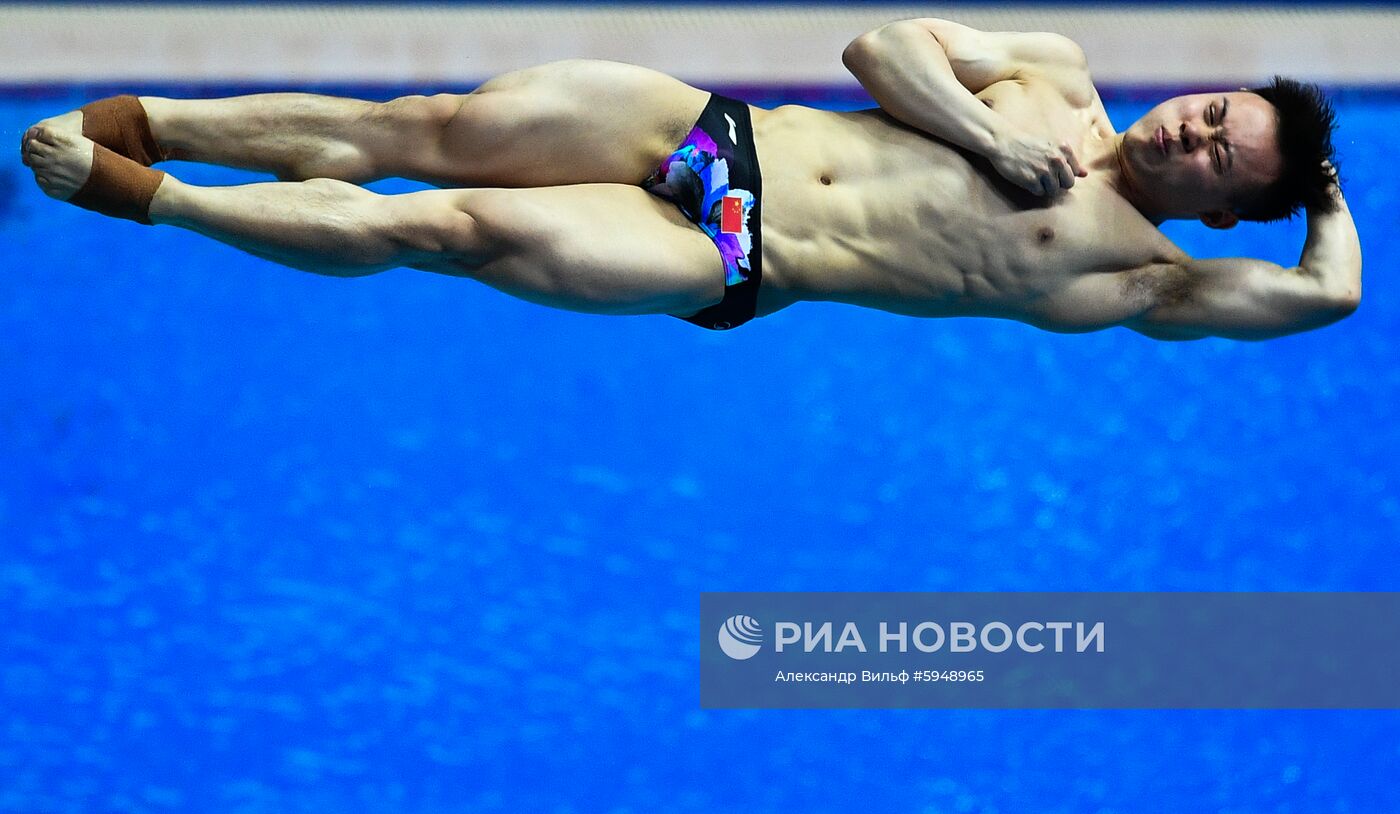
[1124,140,1154,179]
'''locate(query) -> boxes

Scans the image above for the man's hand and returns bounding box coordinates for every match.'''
[1319,159,1344,211]
[990,130,1087,196]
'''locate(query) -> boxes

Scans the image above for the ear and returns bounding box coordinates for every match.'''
[1200,210,1239,230]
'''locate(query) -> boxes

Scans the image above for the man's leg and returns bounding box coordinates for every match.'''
[161,181,725,315]
[25,122,725,316]
[45,60,709,188]
[142,92,424,184]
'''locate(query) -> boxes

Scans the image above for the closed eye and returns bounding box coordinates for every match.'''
[1216,97,1232,171]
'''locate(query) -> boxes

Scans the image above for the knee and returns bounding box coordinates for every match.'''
[378,93,465,133]
[285,93,464,182]
[382,192,493,262]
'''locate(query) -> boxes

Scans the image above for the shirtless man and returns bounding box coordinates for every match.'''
[20,19,1361,340]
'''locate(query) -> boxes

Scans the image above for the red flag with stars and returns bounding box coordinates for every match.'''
[720,195,743,234]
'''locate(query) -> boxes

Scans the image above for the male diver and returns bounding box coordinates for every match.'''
[21,19,1361,340]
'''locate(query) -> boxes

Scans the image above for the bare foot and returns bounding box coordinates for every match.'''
[21,111,94,201]
[20,109,81,162]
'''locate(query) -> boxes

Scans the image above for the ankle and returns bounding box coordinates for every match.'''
[146,174,184,225]
[135,96,179,160]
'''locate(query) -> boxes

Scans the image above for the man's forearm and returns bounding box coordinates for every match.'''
[842,21,1008,157]
[1298,185,1362,304]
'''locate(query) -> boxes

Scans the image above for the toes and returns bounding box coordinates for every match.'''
[21,125,38,162]
[30,124,68,147]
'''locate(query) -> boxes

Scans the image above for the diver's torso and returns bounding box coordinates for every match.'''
[749,79,1180,330]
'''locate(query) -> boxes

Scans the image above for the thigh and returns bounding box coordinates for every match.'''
[432,184,726,317]
[431,60,710,188]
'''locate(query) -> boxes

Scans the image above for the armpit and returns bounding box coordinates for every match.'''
[1121,264,1194,309]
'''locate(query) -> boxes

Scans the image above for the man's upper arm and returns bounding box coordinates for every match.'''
[893,18,1088,93]
[1126,258,1360,341]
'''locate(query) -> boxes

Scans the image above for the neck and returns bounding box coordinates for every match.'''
[1098,132,1168,225]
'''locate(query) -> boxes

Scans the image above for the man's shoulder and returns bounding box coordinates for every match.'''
[1022,65,1101,113]
[990,29,1094,105]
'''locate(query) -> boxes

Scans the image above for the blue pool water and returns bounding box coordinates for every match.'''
[3,85,1398,812]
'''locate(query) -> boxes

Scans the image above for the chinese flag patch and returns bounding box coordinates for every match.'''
[720,195,744,234]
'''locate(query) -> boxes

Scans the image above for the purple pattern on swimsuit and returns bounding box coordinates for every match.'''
[642,126,755,287]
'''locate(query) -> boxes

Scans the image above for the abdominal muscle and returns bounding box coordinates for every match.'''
[749,104,1105,322]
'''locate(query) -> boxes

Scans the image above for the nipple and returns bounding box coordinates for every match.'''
[1036,226,1055,244]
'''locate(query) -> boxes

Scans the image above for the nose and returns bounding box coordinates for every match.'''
[1179,122,1199,152]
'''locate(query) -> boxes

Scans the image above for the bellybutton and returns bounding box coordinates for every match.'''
[713,321,732,330]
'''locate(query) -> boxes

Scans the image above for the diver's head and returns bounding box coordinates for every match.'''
[1119,77,1337,228]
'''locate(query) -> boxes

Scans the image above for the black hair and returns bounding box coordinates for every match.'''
[1234,76,1339,222]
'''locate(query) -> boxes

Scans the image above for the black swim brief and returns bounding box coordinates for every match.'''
[642,94,763,331]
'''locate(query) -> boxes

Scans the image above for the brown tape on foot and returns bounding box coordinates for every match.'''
[80,95,167,166]
[70,143,166,225]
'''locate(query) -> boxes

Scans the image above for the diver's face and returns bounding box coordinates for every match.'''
[1122,91,1283,222]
